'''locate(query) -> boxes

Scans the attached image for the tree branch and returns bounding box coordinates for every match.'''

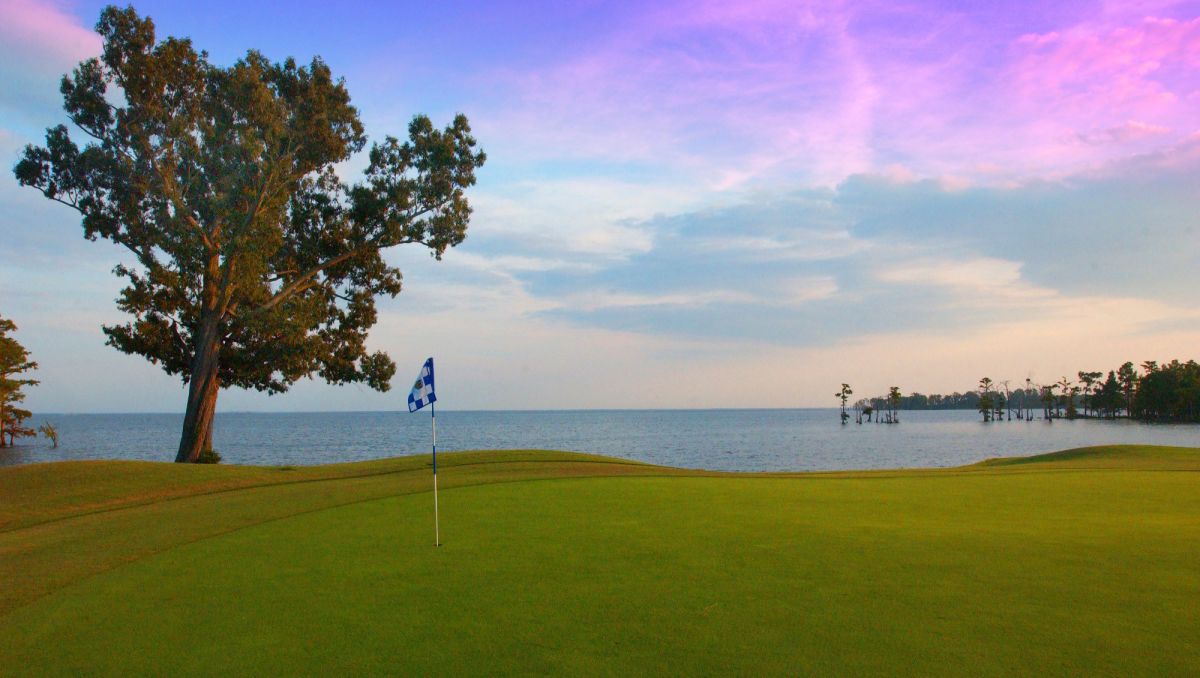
[152,157,214,251]
[253,247,365,315]
[251,236,414,316]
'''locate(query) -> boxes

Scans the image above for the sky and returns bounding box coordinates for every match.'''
[1,0,1199,412]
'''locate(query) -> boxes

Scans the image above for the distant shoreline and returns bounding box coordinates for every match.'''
[31,405,1200,416]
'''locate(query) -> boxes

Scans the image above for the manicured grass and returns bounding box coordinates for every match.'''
[1,445,1197,675]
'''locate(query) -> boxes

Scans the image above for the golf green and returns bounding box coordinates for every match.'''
[1,446,1197,675]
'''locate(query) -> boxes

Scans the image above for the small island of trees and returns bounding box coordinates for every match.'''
[838,359,1200,424]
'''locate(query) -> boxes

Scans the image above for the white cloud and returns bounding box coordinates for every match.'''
[469,177,695,260]
[556,289,755,312]
[776,276,839,305]
[877,256,1040,297]
[693,229,869,262]
[448,251,598,275]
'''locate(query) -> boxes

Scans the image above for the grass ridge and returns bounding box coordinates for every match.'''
[0,450,659,534]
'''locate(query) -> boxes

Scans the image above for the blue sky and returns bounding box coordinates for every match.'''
[2,0,1199,412]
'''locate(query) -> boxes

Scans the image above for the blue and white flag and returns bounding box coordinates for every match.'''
[407,358,436,413]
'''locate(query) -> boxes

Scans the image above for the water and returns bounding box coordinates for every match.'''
[3,409,1198,471]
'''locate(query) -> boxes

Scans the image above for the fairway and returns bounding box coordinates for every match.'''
[1,446,1198,676]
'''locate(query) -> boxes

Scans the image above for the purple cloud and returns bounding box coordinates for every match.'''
[470,1,1200,190]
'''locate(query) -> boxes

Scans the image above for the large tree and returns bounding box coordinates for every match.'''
[14,7,485,462]
[0,316,39,448]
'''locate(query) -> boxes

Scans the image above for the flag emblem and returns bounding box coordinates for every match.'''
[407,358,436,413]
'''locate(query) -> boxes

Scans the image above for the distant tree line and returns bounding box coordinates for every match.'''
[840,359,1200,424]
[1133,360,1200,421]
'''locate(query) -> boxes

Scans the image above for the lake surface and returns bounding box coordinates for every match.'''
[3,409,1197,471]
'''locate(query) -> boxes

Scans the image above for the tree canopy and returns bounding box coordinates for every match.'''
[14,6,485,461]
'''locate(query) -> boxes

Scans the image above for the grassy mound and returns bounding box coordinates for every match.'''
[976,444,1200,469]
[1,445,1197,675]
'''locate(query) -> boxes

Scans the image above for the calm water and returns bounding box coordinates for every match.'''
[2,409,1197,471]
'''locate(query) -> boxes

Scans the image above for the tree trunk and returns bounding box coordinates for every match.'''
[203,418,214,452]
[176,316,222,463]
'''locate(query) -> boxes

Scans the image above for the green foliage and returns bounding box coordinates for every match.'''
[1077,370,1102,416]
[1117,362,1138,415]
[836,383,852,422]
[886,386,902,422]
[977,377,994,421]
[0,316,39,448]
[1,408,35,448]
[867,359,1198,422]
[1133,360,1200,421]
[1088,371,1123,418]
[836,383,852,405]
[978,393,995,421]
[1040,385,1056,418]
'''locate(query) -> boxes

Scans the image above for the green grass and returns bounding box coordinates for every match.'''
[1,445,1197,675]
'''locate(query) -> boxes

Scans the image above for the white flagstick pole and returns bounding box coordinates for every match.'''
[432,401,439,547]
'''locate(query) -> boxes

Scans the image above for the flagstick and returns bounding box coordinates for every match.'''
[432,402,439,547]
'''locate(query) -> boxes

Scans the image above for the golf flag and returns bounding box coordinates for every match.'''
[408,358,436,413]
[406,357,440,546]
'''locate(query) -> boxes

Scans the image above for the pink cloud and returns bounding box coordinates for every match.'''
[476,1,881,188]
[471,2,1200,196]
[0,0,100,65]
[0,0,101,120]
[1073,119,1172,144]
[1011,17,1200,118]
[957,15,1200,175]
